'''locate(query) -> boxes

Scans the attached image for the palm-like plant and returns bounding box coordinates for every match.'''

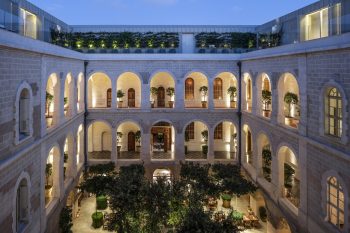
[227,86,237,101]
[261,90,272,111]
[199,86,208,101]
[284,92,298,117]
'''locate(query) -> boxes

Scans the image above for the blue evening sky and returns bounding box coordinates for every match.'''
[28,0,317,25]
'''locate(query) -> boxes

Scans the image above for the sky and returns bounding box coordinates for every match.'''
[28,0,317,25]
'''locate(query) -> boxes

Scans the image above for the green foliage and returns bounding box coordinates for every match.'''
[96,195,108,210]
[50,30,180,49]
[284,92,298,105]
[91,212,104,228]
[262,90,272,110]
[166,87,175,97]
[231,210,243,222]
[195,32,257,49]
[201,130,208,142]
[135,130,141,143]
[262,148,272,182]
[202,145,208,155]
[221,194,232,201]
[199,86,208,97]
[150,87,158,98]
[117,89,125,99]
[117,132,123,142]
[46,91,54,102]
[227,86,237,100]
[259,206,267,222]
[88,162,115,175]
[258,31,282,48]
[59,207,73,233]
[284,163,295,189]
[64,153,68,163]
[45,163,53,188]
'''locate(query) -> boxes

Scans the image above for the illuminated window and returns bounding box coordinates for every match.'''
[213,78,223,99]
[326,88,342,137]
[327,177,345,230]
[185,78,194,100]
[185,122,194,140]
[247,79,252,100]
[20,9,37,39]
[214,123,223,139]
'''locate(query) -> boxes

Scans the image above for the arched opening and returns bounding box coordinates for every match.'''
[77,124,84,166]
[64,73,74,118]
[63,135,74,181]
[325,87,343,138]
[214,72,238,109]
[150,72,175,108]
[16,179,29,232]
[257,73,272,118]
[243,73,253,112]
[117,121,141,160]
[278,73,300,128]
[77,73,84,112]
[184,72,208,108]
[45,146,60,206]
[257,134,272,182]
[46,74,60,128]
[153,168,172,183]
[151,121,175,160]
[184,121,209,160]
[213,121,237,160]
[88,121,112,160]
[243,125,253,166]
[117,72,141,108]
[278,146,300,208]
[88,72,112,108]
[18,88,31,140]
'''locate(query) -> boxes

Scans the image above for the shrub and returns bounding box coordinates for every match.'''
[91,212,104,228]
[59,207,73,233]
[96,195,108,210]
[221,194,232,201]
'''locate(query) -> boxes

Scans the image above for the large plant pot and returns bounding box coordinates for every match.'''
[168,101,174,108]
[222,194,232,208]
[263,110,271,118]
[117,101,123,108]
[136,146,141,152]
[202,145,208,155]
[201,101,207,108]
[96,195,108,210]
[230,101,237,108]
[91,212,103,228]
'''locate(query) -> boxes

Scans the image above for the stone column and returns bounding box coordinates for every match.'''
[175,131,185,163]
[111,78,117,109]
[271,86,279,124]
[208,79,214,110]
[111,127,117,163]
[141,133,151,164]
[56,72,65,125]
[251,79,258,116]
[71,136,78,178]
[298,56,307,136]
[142,82,151,110]
[298,139,308,229]
[175,79,184,110]
[208,127,214,163]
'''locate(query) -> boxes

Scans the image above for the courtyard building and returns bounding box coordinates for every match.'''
[0,0,349,232]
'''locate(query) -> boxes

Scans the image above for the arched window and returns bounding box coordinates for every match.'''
[128,88,136,108]
[214,123,223,139]
[185,122,194,140]
[213,78,223,99]
[16,179,29,232]
[247,79,252,100]
[185,78,194,100]
[263,77,270,91]
[327,177,345,230]
[327,88,342,137]
[19,89,30,139]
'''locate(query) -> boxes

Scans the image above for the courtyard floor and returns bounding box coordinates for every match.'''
[72,195,267,233]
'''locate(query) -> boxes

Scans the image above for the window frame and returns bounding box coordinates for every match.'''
[214,123,223,140]
[185,78,194,100]
[213,78,223,100]
[185,122,195,140]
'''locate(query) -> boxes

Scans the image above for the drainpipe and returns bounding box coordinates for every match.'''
[83,61,89,173]
[237,61,242,167]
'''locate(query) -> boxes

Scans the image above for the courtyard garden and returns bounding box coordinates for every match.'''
[64,162,269,233]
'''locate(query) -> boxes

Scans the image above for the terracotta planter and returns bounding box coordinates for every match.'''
[230,101,236,108]
[222,199,231,208]
[45,186,52,198]
[118,101,123,108]
[168,101,174,108]
[263,110,271,118]
[201,101,207,108]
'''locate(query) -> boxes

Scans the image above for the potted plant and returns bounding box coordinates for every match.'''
[117,90,125,108]
[221,193,232,208]
[135,130,141,152]
[63,97,68,115]
[96,195,108,210]
[116,132,123,153]
[284,92,298,126]
[199,86,208,108]
[46,92,54,127]
[227,86,237,108]
[284,163,295,196]
[262,148,272,182]
[262,90,272,117]
[166,87,175,108]
[91,212,103,228]
[45,163,53,196]
[201,130,208,155]
[150,87,158,108]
